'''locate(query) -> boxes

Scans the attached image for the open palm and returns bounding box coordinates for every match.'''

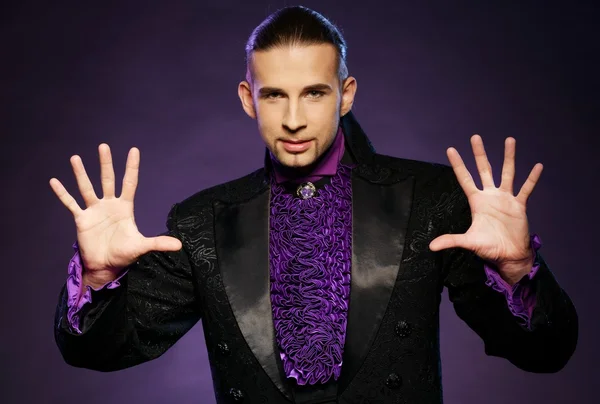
[429,135,542,267]
[49,144,182,279]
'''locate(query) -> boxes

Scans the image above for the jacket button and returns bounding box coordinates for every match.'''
[218,342,230,356]
[385,373,402,389]
[229,388,244,401]
[395,320,412,338]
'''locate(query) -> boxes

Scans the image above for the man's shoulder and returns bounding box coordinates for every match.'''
[176,167,267,213]
[371,152,454,183]
[370,153,465,203]
[373,152,448,170]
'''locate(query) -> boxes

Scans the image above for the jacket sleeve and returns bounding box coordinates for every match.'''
[54,202,201,372]
[481,233,541,330]
[440,169,578,373]
[65,240,129,334]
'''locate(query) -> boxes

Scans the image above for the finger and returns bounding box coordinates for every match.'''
[70,155,99,207]
[446,147,479,197]
[516,163,543,205]
[99,143,116,198]
[144,235,183,252]
[471,134,495,189]
[120,147,140,202]
[429,233,468,251]
[49,178,83,216]
[499,137,516,193]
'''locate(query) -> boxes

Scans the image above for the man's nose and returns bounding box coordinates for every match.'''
[282,100,307,132]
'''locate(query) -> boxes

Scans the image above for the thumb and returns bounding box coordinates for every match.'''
[144,235,183,252]
[429,233,466,251]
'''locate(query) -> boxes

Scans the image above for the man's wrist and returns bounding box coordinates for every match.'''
[82,269,120,289]
[496,256,535,286]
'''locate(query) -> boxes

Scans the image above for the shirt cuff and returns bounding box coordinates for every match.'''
[66,240,128,333]
[483,234,542,330]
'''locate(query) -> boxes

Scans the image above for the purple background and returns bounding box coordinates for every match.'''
[1,0,598,403]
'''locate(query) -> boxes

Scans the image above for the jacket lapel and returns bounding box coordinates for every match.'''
[337,170,414,394]
[213,186,294,401]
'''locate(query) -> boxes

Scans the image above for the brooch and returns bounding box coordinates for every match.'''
[296,182,317,199]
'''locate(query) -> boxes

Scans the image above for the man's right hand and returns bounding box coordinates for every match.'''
[49,144,182,289]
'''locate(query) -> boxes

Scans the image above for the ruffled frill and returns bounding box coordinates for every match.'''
[484,234,542,329]
[269,164,353,385]
[66,241,127,333]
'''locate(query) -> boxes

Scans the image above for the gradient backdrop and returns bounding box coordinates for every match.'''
[2,0,598,403]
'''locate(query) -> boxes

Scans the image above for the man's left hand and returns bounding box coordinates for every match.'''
[429,134,543,286]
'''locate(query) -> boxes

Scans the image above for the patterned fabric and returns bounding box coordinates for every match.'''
[269,164,353,385]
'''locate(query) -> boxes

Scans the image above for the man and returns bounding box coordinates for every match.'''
[51,6,578,404]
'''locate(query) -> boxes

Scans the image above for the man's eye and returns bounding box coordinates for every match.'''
[307,91,324,98]
[267,92,282,99]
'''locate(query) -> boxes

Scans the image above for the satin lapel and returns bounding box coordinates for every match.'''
[213,187,293,401]
[338,172,415,394]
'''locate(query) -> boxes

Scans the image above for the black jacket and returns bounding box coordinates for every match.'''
[54,110,578,404]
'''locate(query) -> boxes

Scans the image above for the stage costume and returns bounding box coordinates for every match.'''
[55,111,577,404]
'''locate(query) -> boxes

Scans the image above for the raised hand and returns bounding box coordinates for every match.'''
[49,144,182,286]
[429,135,543,284]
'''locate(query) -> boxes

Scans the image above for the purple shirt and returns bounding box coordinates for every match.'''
[268,129,353,385]
[65,126,541,356]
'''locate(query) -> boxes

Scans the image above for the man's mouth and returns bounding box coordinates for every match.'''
[281,139,312,153]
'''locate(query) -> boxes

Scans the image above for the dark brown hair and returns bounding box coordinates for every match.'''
[245,6,348,83]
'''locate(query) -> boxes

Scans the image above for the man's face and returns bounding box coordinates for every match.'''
[239,44,356,169]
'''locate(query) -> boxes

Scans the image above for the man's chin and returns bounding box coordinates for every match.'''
[275,152,316,169]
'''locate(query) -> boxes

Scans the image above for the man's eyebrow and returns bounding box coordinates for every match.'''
[303,83,333,92]
[257,83,333,96]
[257,87,282,96]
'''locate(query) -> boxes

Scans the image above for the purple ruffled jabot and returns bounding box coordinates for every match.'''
[269,164,353,386]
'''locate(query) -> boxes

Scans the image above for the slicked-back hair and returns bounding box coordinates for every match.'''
[245,6,348,84]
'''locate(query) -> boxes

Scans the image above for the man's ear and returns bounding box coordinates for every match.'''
[340,76,357,117]
[238,80,256,119]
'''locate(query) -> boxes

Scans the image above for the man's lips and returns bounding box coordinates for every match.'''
[281,139,313,153]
